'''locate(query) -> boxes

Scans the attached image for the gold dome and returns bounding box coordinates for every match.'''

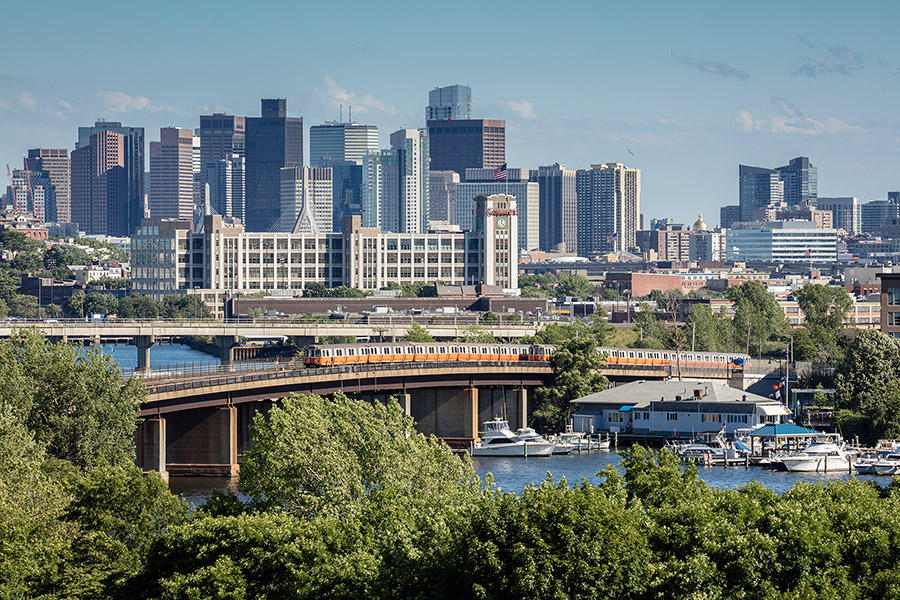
[693,212,708,232]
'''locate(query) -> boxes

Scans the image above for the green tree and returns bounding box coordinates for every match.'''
[44,244,91,270]
[7,293,40,318]
[161,295,212,319]
[795,283,854,361]
[683,304,727,352]
[84,292,119,315]
[555,271,592,299]
[480,310,500,324]
[118,294,160,319]
[64,290,87,318]
[0,330,144,469]
[726,280,787,354]
[454,324,500,343]
[534,332,608,431]
[0,297,8,318]
[0,229,44,253]
[834,330,900,442]
[404,321,434,342]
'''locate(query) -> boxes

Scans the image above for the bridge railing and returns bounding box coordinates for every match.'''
[138,360,553,395]
[1,314,540,327]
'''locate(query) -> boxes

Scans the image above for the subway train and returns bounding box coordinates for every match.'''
[304,343,749,370]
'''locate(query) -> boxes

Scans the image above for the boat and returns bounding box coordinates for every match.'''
[780,442,852,473]
[854,451,880,475]
[515,427,568,454]
[471,419,554,457]
[873,453,900,476]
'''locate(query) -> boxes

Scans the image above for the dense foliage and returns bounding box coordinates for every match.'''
[519,272,594,299]
[62,292,213,320]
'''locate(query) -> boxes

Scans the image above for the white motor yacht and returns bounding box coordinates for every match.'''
[515,427,564,455]
[471,419,554,457]
[873,453,900,476]
[781,442,852,473]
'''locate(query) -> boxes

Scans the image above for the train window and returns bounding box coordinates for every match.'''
[637,352,644,359]
[628,352,635,358]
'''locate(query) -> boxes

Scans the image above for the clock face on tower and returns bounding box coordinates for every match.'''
[496,217,507,229]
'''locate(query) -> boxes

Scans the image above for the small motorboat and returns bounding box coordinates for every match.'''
[515,427,566,454]
[873,453,900,476]
[854,451,879,475]
[781,442,852,473]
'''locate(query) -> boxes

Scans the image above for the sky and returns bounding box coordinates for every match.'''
[2,0,899,225]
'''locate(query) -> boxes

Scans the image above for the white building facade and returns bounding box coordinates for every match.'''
[725,221,837,262]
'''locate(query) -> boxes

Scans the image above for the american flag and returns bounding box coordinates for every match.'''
[492,163,508,180]
[605,233,618,244]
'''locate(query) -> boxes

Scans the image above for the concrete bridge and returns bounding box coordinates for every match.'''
[0,318,540,370]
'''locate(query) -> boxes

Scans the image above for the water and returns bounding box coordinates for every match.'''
[101,342,220,372]
[169,450,886,507]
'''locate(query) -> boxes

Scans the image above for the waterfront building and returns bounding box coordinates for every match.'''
[532,163,577,253]
[362,129,429,234]
[278,167,333,232]
[74,121,145,236]
[776,156,817,207]
[724,221,837,262]
[426,119,505,178]
[429,170,459,222]
[130,194,518,298]
[571,380,791,436]
[309,122,378,166]
[576,163,641,255]
[861,195,900,233]
[739,165,783,222]
[205,154,245,222]
[878,272,900,338]
[816,197,860,233]
[720,204,741,228]
[244,99,303,232]
[455,168,538,252]
[149,127,195,220]
[25,149,70,222]
[426,84,471,121]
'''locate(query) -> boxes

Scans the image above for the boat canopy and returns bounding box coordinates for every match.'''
[750,424,821,437]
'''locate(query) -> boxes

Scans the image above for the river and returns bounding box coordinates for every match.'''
[102,342,220,372]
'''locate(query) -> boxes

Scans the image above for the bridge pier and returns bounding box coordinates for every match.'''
[397,392,411,416]
[135,417,168,482]
[134,335,155,372]
[215,335,239,370]
[166,406,239,477]
[515,387,528,429]
[467,386,479,442]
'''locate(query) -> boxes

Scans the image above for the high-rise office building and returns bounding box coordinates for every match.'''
[426,119,505,178]
[199,113,246,167]
[279,167,333,232]
[532,163,577,252]
[25,149,70,222]
[205,154,245,222]
[75,121,144,235]
[309,122,378,166]
[861,195,900,233]
[426,84,471,121]
[244,99,303,231]
[362,150,397,229]
[576,163,641,256]
[739,165,784,222]
[776,156,817,207]
[192,133,202,209]
[429,170,459,222]
[7,169,53,224]
[720,204,741,229]
[71,130,127,235]
[362,130,429,234]
[322,159,363,233]
[816,197,860,233]
[149,127,195,220]
[455,168,539,251]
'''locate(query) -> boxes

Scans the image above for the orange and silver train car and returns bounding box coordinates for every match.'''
[599,347,749,371]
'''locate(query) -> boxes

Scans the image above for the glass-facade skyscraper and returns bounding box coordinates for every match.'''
[309,122,378,166]
[739,165,784,222]
[776,156,817,207]
[426,84,471,121]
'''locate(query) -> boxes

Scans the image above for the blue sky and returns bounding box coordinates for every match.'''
[2,0,898,224]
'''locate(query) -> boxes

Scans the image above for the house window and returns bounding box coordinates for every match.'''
[701,414,722,423]
[666,413,678,421]
[608,413,624,423]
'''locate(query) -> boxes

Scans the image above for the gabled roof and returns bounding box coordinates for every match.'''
[571,379,773,406]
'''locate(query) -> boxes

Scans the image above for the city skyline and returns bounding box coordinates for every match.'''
[2,1,900,224]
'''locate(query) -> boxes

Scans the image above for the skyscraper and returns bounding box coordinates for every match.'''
[279,167,333,232]
[7,169,53,223]
[244,99,303,231]
[362,150,397,229]
[71,130,127,235]
[455,168,539,251]
[25,149,70,223]
[149,127,195,220]
[426,119,505,178]
[576,163,641,256]
[719,204,741,228]
[532,163,577,252]
[199,113,246,167]
[429,170,459,222]
[205,154,245,222]
[309,122,378,166]
[739,165,784,222]
[776,156,817,207]
[322,159,363,233]
[861,194,900,233]
[75,121,144,235]
[816,197,860,233]
[362,129,429,234]
[426,84,471,121]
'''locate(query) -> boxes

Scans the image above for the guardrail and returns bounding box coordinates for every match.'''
[138,360,553,395]
[0,314,540,327]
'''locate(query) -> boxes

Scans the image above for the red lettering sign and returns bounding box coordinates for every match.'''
[487,208,518,216]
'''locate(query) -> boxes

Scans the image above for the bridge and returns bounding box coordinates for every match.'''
[133,358,751,479]
[0,318,540,370]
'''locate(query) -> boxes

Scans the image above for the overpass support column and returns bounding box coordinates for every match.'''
[397,392,412,417]
[221,406,239,477]
[216,335,239,370]
[466,386,479,441]
[135,417,167,482]
[291,336,317,352]
[134,335,155,372]
[515,387,528,429]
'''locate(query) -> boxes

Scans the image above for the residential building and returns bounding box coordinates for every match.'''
[815,197,859,233]
[739,165,783,222]
[362,129,429,234]
[776,156,817,206]
[636,222,692,262]
[244,99,303,231]
[309,122,378,166]
[429,170,459,222]
[149,127,195,220]
[426,119,505,178]
[455,168,539,251]
[0,205,48,239]
[25,149,70,222]
[861,196,900,233]
[130,194,518,298]
[426,84,471,121]
[7,169,53,224]
[690,229,725,262]
[576,163,641,255]
[532,163,577,253]
[205,154,245,222]
[74,121,144,236]
[278,167,333,232]
[725,221,837,262]
[720,204,741,228]
[878,272,900,338]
